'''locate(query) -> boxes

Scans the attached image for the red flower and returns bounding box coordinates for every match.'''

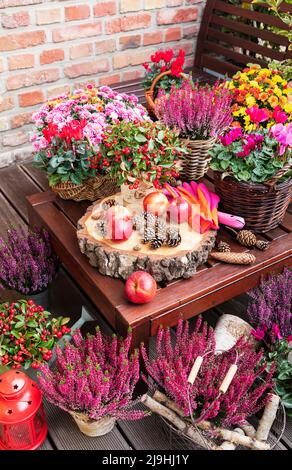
[272,106,288,124]
[151,51,164,63]
[246,106,269,124]
[170,49,185,77]
[42,122,58,142]
[162,49,174,63]
[142,62,151,71]
[160,65,167,73]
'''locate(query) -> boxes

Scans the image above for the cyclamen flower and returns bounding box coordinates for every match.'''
[272,106,288,124]
[270,123,292,155]
[246,106,269,124]
[219,127,242,146]
[251,327,266,341]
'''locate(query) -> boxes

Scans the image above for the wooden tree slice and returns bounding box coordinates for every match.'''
[77,195,217,282]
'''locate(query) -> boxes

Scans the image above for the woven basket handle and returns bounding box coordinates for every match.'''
[146,70,188,113]
[265,161,291,189]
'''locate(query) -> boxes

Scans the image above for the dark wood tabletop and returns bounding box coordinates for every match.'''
[24,163,292,350]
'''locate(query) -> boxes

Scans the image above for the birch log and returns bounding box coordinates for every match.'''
[149,391,270,450]
[239,421,256,438]
[256,394,280,441]
[141,394,220,450]
[214,314,256,351]
[219,428,245,450]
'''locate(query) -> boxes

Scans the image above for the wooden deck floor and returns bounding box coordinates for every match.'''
[0,162,291,451]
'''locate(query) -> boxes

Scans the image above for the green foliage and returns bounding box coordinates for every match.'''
[269,59,292,81]
[33,138,98,186]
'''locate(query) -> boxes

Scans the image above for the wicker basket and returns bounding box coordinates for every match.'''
[181,136,217,180]
[51,175,118,202]
[213,167,292,233]
[70,412,116,437]
[145,70,188,119]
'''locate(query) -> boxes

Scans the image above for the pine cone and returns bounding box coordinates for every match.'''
[167,228,182,247]
[133,211,156,233]
[211,251,256,265]
[255,240,269,251]
[236,230,257,248]
[155,217,167,242]
[217,241,231,252]
[95,220,107,237]
[102,199,117,210]
[150,238,164,250]
[142,227,156,243]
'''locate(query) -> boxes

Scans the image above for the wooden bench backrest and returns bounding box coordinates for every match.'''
[194,0,292,77]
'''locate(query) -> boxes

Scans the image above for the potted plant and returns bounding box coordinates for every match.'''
[210,124,292,232]
[0,227,58,307]
[142,49,187,118]
[155,79,233,180]
[37,327,145,437]
[227,64,291,131]
[97,120,187,202]
[32,85,149,201]
[247,269,292,415]
[0,299,70,372]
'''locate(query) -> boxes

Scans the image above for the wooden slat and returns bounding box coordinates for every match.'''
[281,417,292,449]
[207,27,286,62]
[214,0,291,30]
[0,192,25,235]
[200,54,241,76]
[210,13,289,47]
[38,439,54,450]
[203,40,267,67]
[44,402,131,450]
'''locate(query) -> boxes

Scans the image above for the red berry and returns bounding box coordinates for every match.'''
[27,300,34,306]
[56,332,63,339]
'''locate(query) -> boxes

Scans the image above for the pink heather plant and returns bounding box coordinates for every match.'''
[141,318,275,427]
[155,79,233,140]
[38,327,145,421]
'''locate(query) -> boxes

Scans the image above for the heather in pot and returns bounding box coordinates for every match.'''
[0,227,58,296]
[38,327,146,436]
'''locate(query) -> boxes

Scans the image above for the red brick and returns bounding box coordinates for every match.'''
[64,59,109,79]
[95,39,116,54]
[3,131,27,147]
[119,34,141,50]
[113,49,153,69]
[167,0,183,5]
[106,13,151,34]
[11,111,33,129]
[165,26,181,42]
[112,54,130,69]
[120,0,140,12]
[0,0,41,7]
[99,73,120,86]
[8,53,34,70]
[1,11,30,28]
[183,24,199,39]
[157,7,198,25]
[123,69,143,81]
[36,8,61,25]
[0,57,4,72]
[47,85,71,99]
[93,1,116,17]
[70,43,93,60]
[53,22,102,42]
[7,68,59,90]
[143,31,163,46]
[0,30,45,52]
[0,96,14,113]
[145,0,165,8]
[40,48,64,65]
[19,89,44,107]
[173,41,194,56]
[65,4,90,21]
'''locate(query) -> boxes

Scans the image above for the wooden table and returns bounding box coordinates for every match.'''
[26,172,292,351]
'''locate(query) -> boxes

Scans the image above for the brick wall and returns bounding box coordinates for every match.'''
[0,0,206,167]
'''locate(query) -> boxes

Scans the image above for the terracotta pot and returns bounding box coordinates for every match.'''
[70,412,116,437]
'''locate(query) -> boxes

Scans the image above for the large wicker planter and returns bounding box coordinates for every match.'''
[51,175,118,202]
[213,171,292,233]
[181,136,216,180]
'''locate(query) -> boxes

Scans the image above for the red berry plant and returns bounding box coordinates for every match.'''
[142,49,186,98]
[96,120,187,189]
[0,300,70,370]
[141,318,276,427]
[37,327,145,422]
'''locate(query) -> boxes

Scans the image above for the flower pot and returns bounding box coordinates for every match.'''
[51,175,118,202]
[26,289,50,311]
[181,136,217,180]
[70,412,116,437]
[213,171,292,233]
[214,314,256,352]
[120,180,153,204]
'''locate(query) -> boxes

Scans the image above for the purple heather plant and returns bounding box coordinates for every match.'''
[38,327,145,421]
[247,268,292,340]
[155,80,233,140]
[141,318,275,427]
[0,227,58,295]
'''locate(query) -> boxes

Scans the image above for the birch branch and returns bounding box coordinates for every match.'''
[256,394,280,441]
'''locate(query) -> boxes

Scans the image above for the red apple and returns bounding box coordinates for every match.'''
[167,197,190,224]
[108,218,133,243]
[124,271,157,304]
[106,206,131,223]
[143,192,169,216]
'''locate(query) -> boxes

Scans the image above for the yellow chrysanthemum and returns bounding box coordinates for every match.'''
[239,73,248,81]
[271,74,283,84]
[268,96,279,108]
[250,80,261,88]
[273,86,282,97]
[259,92,269,101]
[284,103,292,114]
[246,95,256,107]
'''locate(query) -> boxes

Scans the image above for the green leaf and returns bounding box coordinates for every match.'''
[134,134,147,143]
[27,320,38,328]
[14,322,25,330]
[61,317,70,325]
[157,130,164,141]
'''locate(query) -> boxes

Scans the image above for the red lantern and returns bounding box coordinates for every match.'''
[0,370,47,450]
